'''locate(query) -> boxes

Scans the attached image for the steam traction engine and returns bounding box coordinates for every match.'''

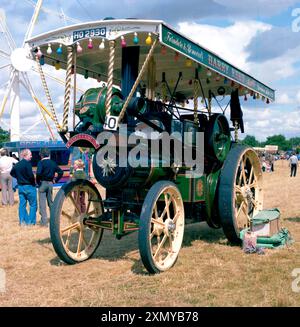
[27,19,275,273]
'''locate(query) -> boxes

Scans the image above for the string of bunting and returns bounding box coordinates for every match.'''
[34,32,271,104]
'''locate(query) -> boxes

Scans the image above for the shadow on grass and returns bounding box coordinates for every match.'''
[286,217,300,223]
[182,222,228,247]
[36,237,52,245]
[43,222,231,270]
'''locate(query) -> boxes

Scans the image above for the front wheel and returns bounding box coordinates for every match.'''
[138,181,185,274]
[50,179,104,264]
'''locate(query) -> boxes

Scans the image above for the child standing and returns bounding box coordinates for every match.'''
[72,159,87,213]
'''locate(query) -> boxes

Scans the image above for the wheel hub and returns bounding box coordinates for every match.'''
[240,186,253,202]
[164,218,176,236]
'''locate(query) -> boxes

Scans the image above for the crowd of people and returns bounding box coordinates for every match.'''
[0,147,63,227]
[260,153,275,173]
[259,151,299,177]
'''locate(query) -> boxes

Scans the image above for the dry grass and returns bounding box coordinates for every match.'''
[0,160,300,307]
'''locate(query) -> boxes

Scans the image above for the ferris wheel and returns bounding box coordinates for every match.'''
[0,0,81,141]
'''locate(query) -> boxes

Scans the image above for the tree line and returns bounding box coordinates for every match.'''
[0,126,9,148]
[241,134,300,152]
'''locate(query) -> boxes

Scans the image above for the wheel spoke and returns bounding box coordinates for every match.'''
[172,211,180,224]
[241,158,247,185]
[85,192,92,214]
[236,201,245,218]
[80,229,89,247]
[164,193,171,220]
[154,204,159,219]
[159,195,171,220]
[77,229,83,255]
[250,198,257,208]
[65,230,71,248]
[153,234,168,259]
[150,229,156,240]
[68,194,82,215]
[61,210,73,221]
[151,217,164,227]
[238,167,243,186]
[248,181,258,189]
[61,221,80,234]
[248,166,254,186]
[242,204,251,221]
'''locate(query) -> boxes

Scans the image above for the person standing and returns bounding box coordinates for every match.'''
[0,148,18,206]
[36,148,63,227]
[289,153,298,177]
[10,149,37,225]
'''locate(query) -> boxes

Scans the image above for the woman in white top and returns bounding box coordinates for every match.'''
[0,148,18,205]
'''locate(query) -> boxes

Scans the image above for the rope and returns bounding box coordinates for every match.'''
[73,52,77,130]
[105,40,116,118]
[193,79,200,125]
[62,46,73,132]
[35,55,60,131]
[118,38,158,123]
[234,121,239,142]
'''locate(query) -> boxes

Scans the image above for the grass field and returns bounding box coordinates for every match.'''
[0,160,300,307]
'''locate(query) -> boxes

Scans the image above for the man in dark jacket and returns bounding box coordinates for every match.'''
[36,147,63,227]
[10,149,37,225]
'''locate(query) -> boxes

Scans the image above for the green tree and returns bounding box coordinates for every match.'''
[0,126,9,147]
[241,135,260,147]
[263,134,288,151]
[289,137,300,150]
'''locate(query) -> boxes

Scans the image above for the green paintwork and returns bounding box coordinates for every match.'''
[176,174,192,202]
[211,115,231,162]
[75,86,123,127]
[205,170,221,221]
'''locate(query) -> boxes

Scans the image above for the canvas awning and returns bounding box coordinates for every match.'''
[26,19,275,102]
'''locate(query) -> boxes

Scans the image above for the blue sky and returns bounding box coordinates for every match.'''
[1,0,300,141]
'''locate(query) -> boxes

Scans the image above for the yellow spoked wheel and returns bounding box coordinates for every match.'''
[218,145,263,244]
[139,181,185,274]
[50,180,103,264]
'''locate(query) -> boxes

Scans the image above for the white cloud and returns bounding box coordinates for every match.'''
[241,105,300,141]
[178,20,271,71]
[296,90,300,103]
[276,93,294,105]
[248,44,300,84]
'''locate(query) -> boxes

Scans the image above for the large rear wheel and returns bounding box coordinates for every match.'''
[139,181,185,274]
[218,145,263,244]
[50,180,103,264]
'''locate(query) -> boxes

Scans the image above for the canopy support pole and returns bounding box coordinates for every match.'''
[105,40,116,118]
[73,52,77,130]
[193,78,200,125]
[62,45,73,132]
[234,121,239,142]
